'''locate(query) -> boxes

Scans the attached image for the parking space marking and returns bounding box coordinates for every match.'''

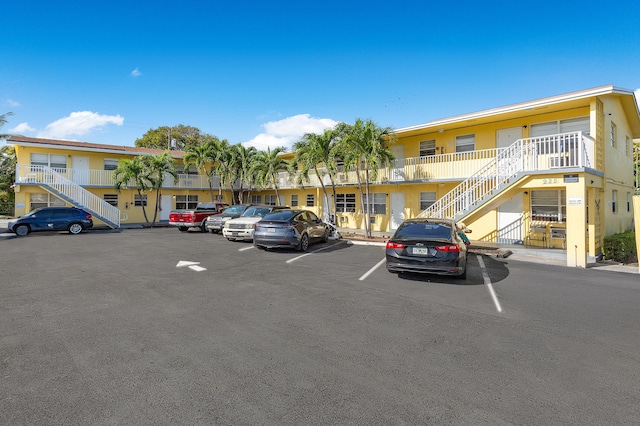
[477,255,502,313]
[359,258,386,281]
[239,246,254,252]
[285,241,348,264]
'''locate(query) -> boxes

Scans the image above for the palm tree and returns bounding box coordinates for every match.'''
[112,156,154,224]
[292,128,340,222]
[231,144,258,204]
[0,113,16,206]
[183,139,218,201]
[337,119,395,238]
[251,147,289,203]
[0,112,13,140]
[143,152,178,224]
[212,139,237,203]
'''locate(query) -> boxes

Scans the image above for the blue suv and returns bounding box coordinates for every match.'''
[8,207,94,237]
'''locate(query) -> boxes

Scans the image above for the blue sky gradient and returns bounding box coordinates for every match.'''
[2,0,639,150]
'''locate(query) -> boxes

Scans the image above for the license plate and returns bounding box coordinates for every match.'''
[267,228,276,233]
[231,232,239,236]
[412,247,431,255]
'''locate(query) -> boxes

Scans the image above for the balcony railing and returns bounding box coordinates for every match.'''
[15,132,595,192]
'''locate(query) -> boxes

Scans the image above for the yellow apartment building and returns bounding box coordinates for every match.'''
[8,85,640,268]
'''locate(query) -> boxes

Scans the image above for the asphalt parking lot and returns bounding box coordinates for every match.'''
[1,227,639,424]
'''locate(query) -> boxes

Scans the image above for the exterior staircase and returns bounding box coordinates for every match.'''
[21,165,121,228]
[417,131,592,222]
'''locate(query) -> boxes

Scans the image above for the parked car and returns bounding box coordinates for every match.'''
[169,201,229,232]
[222,205,287,241]
[254,209,330,251]
[8,206,94,237]
[385,218,468,279]
[205,204,252,234]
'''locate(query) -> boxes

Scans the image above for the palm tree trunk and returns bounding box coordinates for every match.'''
[364,165,372,238]
[208,176,216,202]
[151,188,160,224]
[314,166,330,222]
[355,168,368,237]
[137,189,150,224]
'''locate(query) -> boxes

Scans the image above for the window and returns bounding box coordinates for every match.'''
[30,153,67,170]
[103,194,118,206]
[30,193,65,209]
[626,136,631,156]
[251,195,262,204]
[291,194,298,207]
[531,190,566,222]
[306,194,315,207]
[627,192,631,212]
[610,122,617,148]
[365,193,386,214]
[419,140,436,157]
[265,195,277,205]
[135,194,149,207]
[612,190,617,213]
[336,193,356,213]
[104,159,119,171]
[531,117,590,137]
[420,192,437,210]
[455,134,475,153]
[176,165,198,175]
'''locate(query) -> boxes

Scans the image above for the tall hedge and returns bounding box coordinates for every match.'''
[603,231,637,262]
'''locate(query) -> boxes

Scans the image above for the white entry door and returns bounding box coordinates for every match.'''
[497,193,523,244]
[496,127,522,178]
[160,194,172,221]
[72,156,90,185]
[390,192,405,231]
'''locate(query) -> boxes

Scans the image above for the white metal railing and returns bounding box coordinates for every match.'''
[15,165,121,228]
[417,131,594,220]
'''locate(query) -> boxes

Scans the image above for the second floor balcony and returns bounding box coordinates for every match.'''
[15,132,595,191]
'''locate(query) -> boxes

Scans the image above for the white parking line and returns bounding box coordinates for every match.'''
[477,255,502,313]
[285,241,347,263]
[359,258,386,281]
[239,246,254,252]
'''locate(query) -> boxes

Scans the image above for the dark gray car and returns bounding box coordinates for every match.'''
[205,204,251,233]
[253,209,329,251]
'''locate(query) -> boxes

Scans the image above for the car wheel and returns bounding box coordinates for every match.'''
[178,226,188,232]
[458,268,467,280]
[210,229,218,234]
[321,227,329,243]
[254,244,265,250]
[68,223,84,235]
[298,233,309,251]
[14,224,30,237]
[201,223,207,233]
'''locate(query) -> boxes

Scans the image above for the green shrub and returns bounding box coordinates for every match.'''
[603,231,637,262]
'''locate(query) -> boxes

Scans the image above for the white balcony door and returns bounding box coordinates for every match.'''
[496,127,522,178]
[390,145,405,182]
[390,192,405,231]
[72,156,89,185]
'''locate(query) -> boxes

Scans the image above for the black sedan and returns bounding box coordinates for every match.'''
[254,209,329,251]
[386,218,467,279]
[8,206,94,237]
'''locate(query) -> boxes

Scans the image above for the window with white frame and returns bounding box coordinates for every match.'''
[455,134,475,153]
[612,190,617,213]
[627,192,631,212]
[265,195,277,205]
[306,194,315,207]
[30,153,67,170]
[531,190,566,222]
[336,193,356,213]
[291,194,298,207]
[104,159,119,171]
[30,193,65,210]
[103,194,118,206]
[419,140,436,157]
[610,122,617,148]
[419,191,437,210]
[176,165,198,175]
[365,193,386,214]
[135,194,149,207]
[251,195,261,204]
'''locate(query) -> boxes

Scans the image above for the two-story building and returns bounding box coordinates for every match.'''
[8,85,640,268]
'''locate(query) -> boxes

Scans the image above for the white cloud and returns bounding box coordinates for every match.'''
[37,111,124,139]
[9,122,35,134]
[5,99,21,107]
[243,114,339,151]
[131,68,141,77]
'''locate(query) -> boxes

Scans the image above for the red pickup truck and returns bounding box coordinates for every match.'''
[169,201,229,232]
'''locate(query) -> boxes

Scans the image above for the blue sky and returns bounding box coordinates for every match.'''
[2,0,639,151]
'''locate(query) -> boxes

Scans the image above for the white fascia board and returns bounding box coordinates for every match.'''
[8,141,184,158]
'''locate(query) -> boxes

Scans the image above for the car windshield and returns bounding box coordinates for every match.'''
[241,207,272,217]
[224,205,246,214]
[394,222,453,240]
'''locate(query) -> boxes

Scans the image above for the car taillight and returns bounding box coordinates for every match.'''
[435,245,460,253]
[85,214,92,219]
[386,241,405,249]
